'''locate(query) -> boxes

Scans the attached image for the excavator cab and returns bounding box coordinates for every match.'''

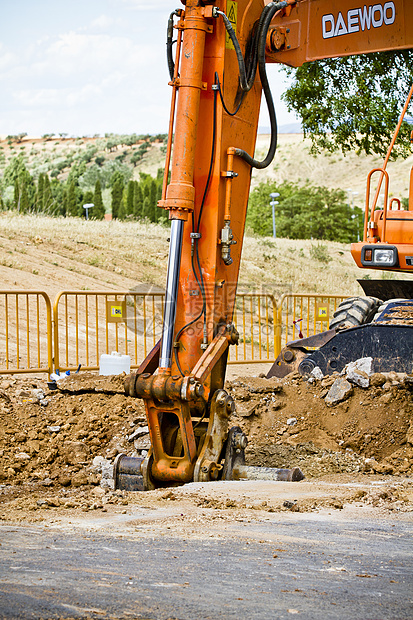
[269,87,413,379]
[351,88,413,273]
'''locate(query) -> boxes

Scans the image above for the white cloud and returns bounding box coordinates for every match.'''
[111,0,178,11]
[90,14,115,30]
[0,0,297,136]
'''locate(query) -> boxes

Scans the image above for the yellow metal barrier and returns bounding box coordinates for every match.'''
[228,293,278,364]
[0,291,53,375]
[53,290,278,370]
[276,293,350,351]
[0,290,351,375]
[53,291,164,372]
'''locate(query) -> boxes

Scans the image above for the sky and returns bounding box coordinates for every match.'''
[0,0,298,137]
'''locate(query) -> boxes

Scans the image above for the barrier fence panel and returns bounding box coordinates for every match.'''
[277,294,350,349]
[228,293,277,364]
[0,290,351,375]
[53,291,165,372]
[0,291,53,375]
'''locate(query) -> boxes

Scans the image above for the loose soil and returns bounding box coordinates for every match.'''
[1,369,412,528]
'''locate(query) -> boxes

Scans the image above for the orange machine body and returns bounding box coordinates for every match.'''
[351,84,413,273]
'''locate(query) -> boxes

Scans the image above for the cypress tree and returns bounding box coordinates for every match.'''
[111,173,124,219]
[142,196,150,220]
[14,180,20,211]
[43,175,52,212]
[93,180,106,219]
[36,174,44,212]
[133,181,143,218]
[20,182,29,213]
[66,180,77,217]
[126,180,134,216]
[149,179,158,222]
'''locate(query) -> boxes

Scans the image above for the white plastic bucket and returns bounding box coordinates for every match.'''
[99,351,131,375]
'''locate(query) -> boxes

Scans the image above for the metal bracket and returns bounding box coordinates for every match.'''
[193,389,235,482]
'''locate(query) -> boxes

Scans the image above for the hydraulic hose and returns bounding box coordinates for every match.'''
[217,1,288,169]
[167,9,181,81]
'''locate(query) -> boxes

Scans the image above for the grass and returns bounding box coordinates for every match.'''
[0,212,411,299]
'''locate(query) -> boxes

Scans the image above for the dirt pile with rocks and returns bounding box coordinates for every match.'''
[0,367,412,521]
[0,373,146,490]
[227,370,413,477]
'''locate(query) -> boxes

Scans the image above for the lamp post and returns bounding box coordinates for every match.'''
[83,203,94,220]
[270,192,280,238]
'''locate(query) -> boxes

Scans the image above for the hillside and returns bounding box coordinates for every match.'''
[0,213,411,300]
[1,132,412,210]
[1,129,413,297]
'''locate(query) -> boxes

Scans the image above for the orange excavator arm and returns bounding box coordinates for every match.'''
[265,0,412,66]
[121,0,413,490]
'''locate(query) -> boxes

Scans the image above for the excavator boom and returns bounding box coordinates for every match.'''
[121,0,413,488]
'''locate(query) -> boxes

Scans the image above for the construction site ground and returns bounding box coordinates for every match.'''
[0,365,412,618]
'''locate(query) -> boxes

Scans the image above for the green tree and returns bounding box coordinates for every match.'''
[111,172,124,219]
[43,175,52,212]
[133,181,143,218]
[247,180,361,243]
[13,180,20,211]
[142,196,150,220]
[93,180,106,219]
[36,174,44,211]
[126,180,135,216]
[66,180,78,217]
[282,51,413,157]
[20,182,29,213]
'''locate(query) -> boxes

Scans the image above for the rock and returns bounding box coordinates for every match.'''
[87,473,100,485]
[325,378,353,406]
[286,417,297,426]
[128,426,149,442]
[62,441,90,465]
[235,403,257,417]
[388,371,400,383]
[370,373,386,387]
[14,452,30,460]
[58,475,72,487]
[47,425,61,433]
[310,366,324,380]
[32,388,45,401]
[345,357,373,378]
[373,461,394,475]
[43,449,58,464]
[347,367,369,388]
[46,497,60,507]
[92,456,111,472]
[406,425,413,445]
[72,471,89,487]
[379,392,393,405]
[100,459,114,490]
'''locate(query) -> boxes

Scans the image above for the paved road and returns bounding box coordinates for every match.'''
[0,514,412,620]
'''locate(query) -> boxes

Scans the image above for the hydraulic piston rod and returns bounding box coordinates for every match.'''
[160,218,184,369]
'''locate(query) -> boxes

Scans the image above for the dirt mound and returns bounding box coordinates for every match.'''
[0,369,412,497]
[0,373,146,489]
[226,372,413,477]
